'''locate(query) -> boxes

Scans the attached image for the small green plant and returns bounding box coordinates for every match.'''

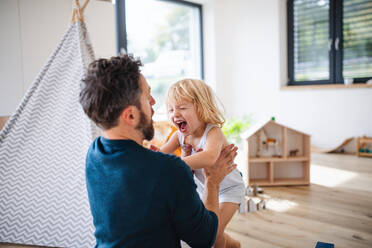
[222,115,252,145]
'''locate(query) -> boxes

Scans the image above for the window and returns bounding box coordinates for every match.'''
[116,0,203,116]
[287,0,372,85]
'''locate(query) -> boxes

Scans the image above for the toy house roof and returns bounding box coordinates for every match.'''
[241,119,310,140]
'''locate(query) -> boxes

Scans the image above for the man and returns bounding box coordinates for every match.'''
[79,54,238,248]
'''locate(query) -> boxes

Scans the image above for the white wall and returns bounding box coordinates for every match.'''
[0,0,23,115]
[193,0,217,89]
[0,0,116,116]
[212,0,372,149]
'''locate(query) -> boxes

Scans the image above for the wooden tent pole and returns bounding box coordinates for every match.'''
[71,0,90,24]
[75,0,83,23]
[81,0,90,12]
[70,8,77,23]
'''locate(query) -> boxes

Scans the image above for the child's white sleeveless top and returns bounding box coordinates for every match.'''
[177,124,245,208]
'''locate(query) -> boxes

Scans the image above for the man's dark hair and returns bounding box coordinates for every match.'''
[79,54,143,129]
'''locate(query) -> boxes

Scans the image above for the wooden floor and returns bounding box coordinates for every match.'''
[1,152,372,248]
[226,152,372,248]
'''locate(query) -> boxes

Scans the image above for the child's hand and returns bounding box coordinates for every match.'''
[149,144,160,152]
[182,144,193,157]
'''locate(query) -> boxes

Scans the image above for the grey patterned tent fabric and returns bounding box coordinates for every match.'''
[0,22,99,248]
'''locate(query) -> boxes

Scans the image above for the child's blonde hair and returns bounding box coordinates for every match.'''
[166,79,225,127]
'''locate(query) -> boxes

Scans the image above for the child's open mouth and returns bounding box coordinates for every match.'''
[176,121,188,133]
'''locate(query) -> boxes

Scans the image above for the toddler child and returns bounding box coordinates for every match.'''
[159,79,245,248]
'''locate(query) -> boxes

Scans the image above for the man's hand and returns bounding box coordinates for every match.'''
[203,144,238,186]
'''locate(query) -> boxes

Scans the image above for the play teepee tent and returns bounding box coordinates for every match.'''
[0,1,99,247]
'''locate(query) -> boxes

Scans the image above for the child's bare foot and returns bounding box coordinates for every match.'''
[225,233,241,248]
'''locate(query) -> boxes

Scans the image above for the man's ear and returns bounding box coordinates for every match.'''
[120,106,139,126]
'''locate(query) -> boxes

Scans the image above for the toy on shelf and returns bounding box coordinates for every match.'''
[289,149,299,157]
[357,136,372,157]
[257,129,281,157]
[359,146,371,153]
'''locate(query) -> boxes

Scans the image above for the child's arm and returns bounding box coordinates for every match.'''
[183,127,226,170]
[159,132,180,154]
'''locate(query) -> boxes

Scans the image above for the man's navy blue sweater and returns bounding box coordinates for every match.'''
[86,137,218,248]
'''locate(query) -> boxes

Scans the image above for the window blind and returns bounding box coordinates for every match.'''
[343,0,372,79]
[293,0,330,81]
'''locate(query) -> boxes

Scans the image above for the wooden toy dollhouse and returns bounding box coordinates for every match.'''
[242,119,311,186]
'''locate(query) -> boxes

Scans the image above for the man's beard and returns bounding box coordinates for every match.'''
[136,110,154,141]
